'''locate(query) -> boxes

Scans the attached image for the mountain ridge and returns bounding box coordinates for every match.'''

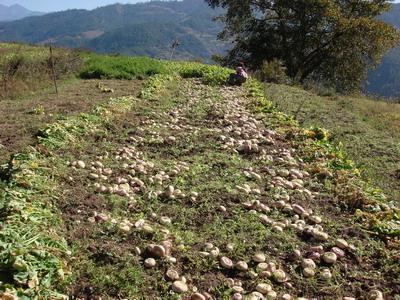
[0,3,44,21]
[0,0,226,61]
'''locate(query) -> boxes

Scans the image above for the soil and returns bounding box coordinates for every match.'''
[0,79,142,165]
[51,79,399,299]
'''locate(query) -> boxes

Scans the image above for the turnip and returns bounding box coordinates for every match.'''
[322,252,337,264]
[172,281,188,293]
[256,283,272,294]
[144,258,156,268]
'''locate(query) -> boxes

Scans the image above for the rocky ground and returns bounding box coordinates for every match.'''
[46,78,399,299]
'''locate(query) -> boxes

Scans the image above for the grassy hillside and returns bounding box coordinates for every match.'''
[0,43,82,99]
[265,83,400,204]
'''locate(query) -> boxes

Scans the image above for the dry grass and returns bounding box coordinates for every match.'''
[0,42,82,99]
[0,79,142,165]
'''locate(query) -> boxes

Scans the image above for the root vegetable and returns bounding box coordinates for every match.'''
[322,252,337,264]
[220,257,233,269]
[235,261,248,271]
[144,258,156,268]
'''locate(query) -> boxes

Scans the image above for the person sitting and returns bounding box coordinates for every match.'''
[227,62,248,86]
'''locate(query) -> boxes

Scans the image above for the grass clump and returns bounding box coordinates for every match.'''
[79,54,233,86]
[79,53,168,80]
[139,74,177,100]
[167,61,232,86]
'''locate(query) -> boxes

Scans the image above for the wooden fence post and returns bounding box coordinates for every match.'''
[49,45,58,97]
[170,39,180,60]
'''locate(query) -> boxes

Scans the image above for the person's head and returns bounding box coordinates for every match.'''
[238,61,245,68]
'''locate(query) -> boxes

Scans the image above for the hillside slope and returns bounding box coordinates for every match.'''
[0,0,226,61]
[366,3,400,99]
[264,83,400,204]
[87,22,215,60]
[0,56,399,299]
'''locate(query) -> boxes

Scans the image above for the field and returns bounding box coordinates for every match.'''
[264,84,400,205]
[0,79,143,165]
[0,43,399,300]
[0,43,82,99]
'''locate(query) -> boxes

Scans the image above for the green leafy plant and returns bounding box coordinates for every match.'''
[31,104,45,115]
[79,54,168,80]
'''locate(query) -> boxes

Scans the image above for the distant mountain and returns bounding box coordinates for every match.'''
[87,22,217,60]
[0,4,44,21]
[366,3,400,99]
[0,0,227,61]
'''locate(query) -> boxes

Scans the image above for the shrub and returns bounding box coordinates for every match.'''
[167,61,232,86]
[303,80,337,97]
[254,59,289,84]
[305,127,330,141]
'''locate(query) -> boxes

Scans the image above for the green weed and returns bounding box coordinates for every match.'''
[79,53,168,80]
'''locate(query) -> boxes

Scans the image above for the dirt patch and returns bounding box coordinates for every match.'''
[82,30,105,39]
[0,79,142,165]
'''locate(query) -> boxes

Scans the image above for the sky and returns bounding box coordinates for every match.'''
[0,0,149,12]
[0,0,398,13]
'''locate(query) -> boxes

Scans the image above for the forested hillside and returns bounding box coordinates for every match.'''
[366,3,400,99]
[0,0,226,61]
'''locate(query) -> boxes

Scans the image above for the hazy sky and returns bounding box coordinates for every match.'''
[0,0,149,12]
[0,0,399,13]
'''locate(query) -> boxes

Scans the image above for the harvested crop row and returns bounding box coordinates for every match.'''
[1,67,398,299]
[0,91,148,298]
[48,77,398,299]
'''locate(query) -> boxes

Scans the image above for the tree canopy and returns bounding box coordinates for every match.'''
[206,0,400,91]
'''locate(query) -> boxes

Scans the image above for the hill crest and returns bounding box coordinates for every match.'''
[0,3,44,21]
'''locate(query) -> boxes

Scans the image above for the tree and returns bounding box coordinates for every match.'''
[206,0,400,91]
[170,39,181,60]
